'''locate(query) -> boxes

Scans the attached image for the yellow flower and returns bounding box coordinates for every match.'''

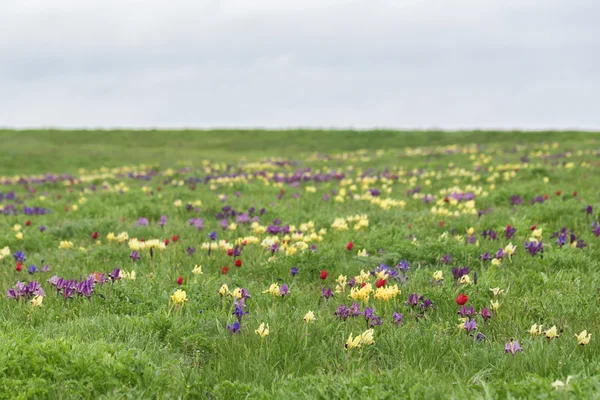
[457,317,468,330]
[491,258,501,267]
[255,322,270,338]
[71,205,78,211]
[218,284,230,297]
[174,199,183,207]
[15,232,23,240]
[489,287,504,297]
[231,287,243,300]
[192,265,203,275]
[345,333,362,350]
[432,270,443,283]
[466,227,475,236]
[262,283,280,297]
[529,323,543,338]
[106,232,115,241]
[490,299,501,311]
[12,224,22,232]
[545,325,559,340]
[0,246,10,260]
[59,241,74,249]
[303,311,315,324]
[349,283,373,303]
[30,295,43,307]
[170,289,187,305]
[532,228,543,239]
[375,270,389,280]
[360,328,375,345]
[357,249,368,257]
[504,243,516,256]
[459,275,471,285]
[575,330,591,346]
[354,270,371,285]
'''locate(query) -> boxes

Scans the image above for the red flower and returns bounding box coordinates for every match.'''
[25,220,31,226]
[346,242,354,251]
[543,194,549,200]
[456,293,468,306]
[235,259,242,268]
[16,262,22,272]
[140,238,145,242]
[164,239,169,246]
[361,282,367,288]
[439,220,445,227]
[556,190,562,196]
[176,276,183,285]
[319,270,328,280]
[573,191,578,197]
[221,266,229,275]
[64,207,69,212]
[227,249,234,257]
[91,231,98,240]
[530,225,536,231]
[171,235,179,242]
[242,240,247,246]
[444,196,450,203]
[376,278,386,288]
[157,186,162,192]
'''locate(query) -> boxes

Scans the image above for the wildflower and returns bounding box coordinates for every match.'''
[432,270,443,283]
[489,287,504,297]
[456,293,469,306]
[91,231,99,239]
[218,284,230,297]
[12,224,22,232]
[491,258,501,267]
[360,329,375,345]
[575,330,591,345]
[13,250,26,263]
[406,293,419,307]
[221,266,229,275]
[263,283,280,297]
[109,268,121,281]
[176,276,183,285]
[227,321,241,334]
[59,241,74,249]
[255,322,270,338]
[480,307,492,322]
[130,251,140,261]
[27,265,37,275]
[30,295,43,307]
[15,262,23,272]
[320,270,328,280]
[279,284,290,297]
[290,267,299,277]
[490,299,500,311]
[159,215,167,227]
[15,232,23,240]
[170,289,188,305]
[357,249,368,257]
[505,340,523,355]
[209,231,218,241]
[552,377,572,390]
[0,246,10,260]
[303,311,315,324]
[392,312,403,325]
[545,325,560,340]
[345,333,362,350]
[504,243,516,257]
[186,246,196,256]
[192,265,203,275]
[234,259,242,268]
[459,275,471,285]
[458,306,475,318]
[464,319,477,333]
[346,241,354,251]
[321,287,334,300]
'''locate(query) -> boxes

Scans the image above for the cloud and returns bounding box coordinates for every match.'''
[1,0,599,129]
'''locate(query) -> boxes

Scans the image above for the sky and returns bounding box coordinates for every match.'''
[1,0,598,130]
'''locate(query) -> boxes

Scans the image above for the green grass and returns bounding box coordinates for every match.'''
[1,130,600,399]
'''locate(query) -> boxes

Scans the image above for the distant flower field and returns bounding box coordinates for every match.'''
[2,130,600,398]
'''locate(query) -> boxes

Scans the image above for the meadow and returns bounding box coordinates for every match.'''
[1,129,600,399]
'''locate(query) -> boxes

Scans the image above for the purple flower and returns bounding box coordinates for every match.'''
[186,246,196,256]
[290,267,299,277]
[279,283,289,297]
[233,246,242,258]
[347,277,356,288]
[510,195,522,206]
[505,225,516,240]
[27,265,38,275]
[495,248,505,259]
[441,254,452,264]
[452,267,470,282]
[480,252,491,262]
[406,293,419,307]
[349,302,361,317]
[586,205,593,215]
[48,275,59,286]
[475,332,487,343]
[464,319,477,333]
[420,298,434,311]
[227,321,241,334]
[233,305,249,322]
[396,260,410,272]
[41,264,50,272]
[505,340,523,355]
[209,231,217,241]
[524,241,543,257]
[480,307,491,322]
[321,287,334,300]
[392,312,404,325]
[369,316,383,328]
[136,217,149,226]
[39,225,46,232]
[13,251,26,263]
[188,218,204,230]
[334,305,350,321]
[458,306,475,318]
[159,215,167,227]
[109,268,121,281]
[576,239,587,249]
[130,251,140,261]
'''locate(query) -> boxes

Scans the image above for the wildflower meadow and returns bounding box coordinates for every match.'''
[2,130,600,399]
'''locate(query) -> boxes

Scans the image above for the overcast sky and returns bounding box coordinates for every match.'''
[1,0,598,129]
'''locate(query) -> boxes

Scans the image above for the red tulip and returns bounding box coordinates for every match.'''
[235,259,242,267]
[456,293,468,306]
[25,220,31,226]
[16,262,22,272]
[157,186,162,191]
[227,249,234,256]
[319,270,328,280]
[164,239,169,246]
[543,194,549,200]
[439,221,445,227]
[573,191,578,197]
[176,276,183,285]
[376,278,386,288]
[171,235,179,242]
[91,231,98,240]
[346,242,354,251]
[242,240,247,246]
[556,190,562,196]
[221,266,229,275]
[530,225,536,231]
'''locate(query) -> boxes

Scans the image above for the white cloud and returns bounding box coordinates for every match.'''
[0,0,598,128]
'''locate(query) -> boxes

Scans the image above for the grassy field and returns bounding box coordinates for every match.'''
[2,129,600,399]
